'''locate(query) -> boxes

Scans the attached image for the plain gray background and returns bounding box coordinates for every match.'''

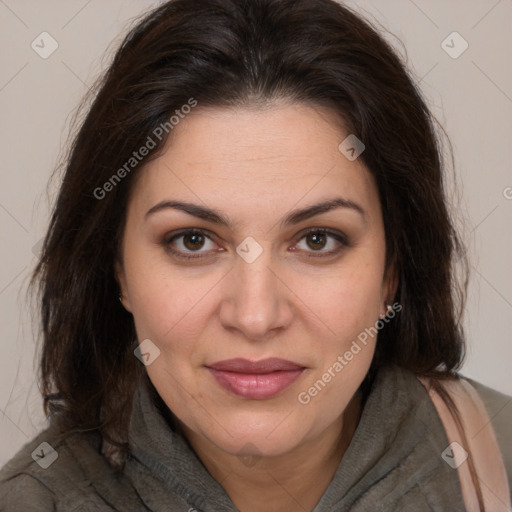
[1,0,511,467]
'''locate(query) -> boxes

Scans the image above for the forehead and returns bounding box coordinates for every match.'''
[128,103,380,227]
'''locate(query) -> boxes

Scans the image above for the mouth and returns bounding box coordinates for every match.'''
[205,358,306,400]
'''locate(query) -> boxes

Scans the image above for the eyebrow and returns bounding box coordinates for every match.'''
[145,197,365,228]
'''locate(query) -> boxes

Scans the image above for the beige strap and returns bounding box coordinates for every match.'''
[417,375,511,512]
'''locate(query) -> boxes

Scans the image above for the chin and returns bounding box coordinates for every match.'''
[218,433,301,460]
[196,412,312,459]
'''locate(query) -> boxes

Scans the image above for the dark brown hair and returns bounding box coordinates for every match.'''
[32,0,479,506]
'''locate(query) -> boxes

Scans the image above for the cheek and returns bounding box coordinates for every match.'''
[295,261,383,426]
[317,256,385,336]
[123,248,208,343]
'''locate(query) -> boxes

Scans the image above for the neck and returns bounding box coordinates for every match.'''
[181,391,362,512]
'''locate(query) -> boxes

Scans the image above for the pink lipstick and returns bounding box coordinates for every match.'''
[206,358,305,399]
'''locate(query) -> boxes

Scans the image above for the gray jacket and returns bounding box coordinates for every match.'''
[1,365,511,511]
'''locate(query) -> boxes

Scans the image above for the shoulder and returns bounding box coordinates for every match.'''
[0,423,114,511]
[461,376,512,486]
[0,426,59,510]
[417,371,512,507]
[0,472,55,511]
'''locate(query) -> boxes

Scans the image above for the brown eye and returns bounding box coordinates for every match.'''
[164,229,219,259]
[182,231,206,251]
[305,232,327,251]
[295,228,348,257]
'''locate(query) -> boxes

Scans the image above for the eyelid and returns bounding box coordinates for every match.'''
[294,227,348,258]
[164,229,220,257]
[299,226,348,245]
[163,227,348,260]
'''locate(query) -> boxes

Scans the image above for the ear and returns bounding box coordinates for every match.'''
[115,259,132,312]
[381,262,399,315]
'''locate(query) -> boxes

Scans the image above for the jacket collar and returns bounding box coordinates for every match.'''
[125,365,463,511]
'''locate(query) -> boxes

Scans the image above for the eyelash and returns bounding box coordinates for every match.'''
[163,228,348,261]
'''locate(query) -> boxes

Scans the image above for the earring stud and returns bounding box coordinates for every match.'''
[379,302,392,319]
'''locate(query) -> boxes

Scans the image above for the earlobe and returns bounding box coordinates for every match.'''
[382,263,399,312]
[388,265,399,302]
[114,260,132,312]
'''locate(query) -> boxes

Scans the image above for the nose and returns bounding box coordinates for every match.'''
[218,245,293,341]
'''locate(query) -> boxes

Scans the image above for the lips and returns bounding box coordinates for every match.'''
[207,357,304,373]
[206,358,305,399]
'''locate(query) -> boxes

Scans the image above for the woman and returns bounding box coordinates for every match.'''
[0,0,510,510]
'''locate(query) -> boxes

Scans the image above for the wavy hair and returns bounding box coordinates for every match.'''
[31,0,480,507]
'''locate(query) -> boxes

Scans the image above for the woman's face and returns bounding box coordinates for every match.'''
[116,102,395,459]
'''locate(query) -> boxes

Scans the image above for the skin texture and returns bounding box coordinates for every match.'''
[116,102,397,511]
